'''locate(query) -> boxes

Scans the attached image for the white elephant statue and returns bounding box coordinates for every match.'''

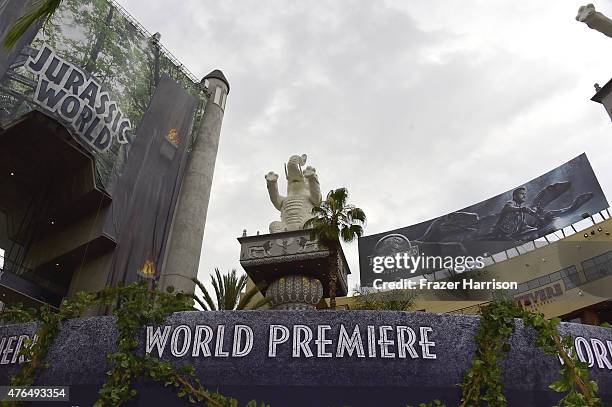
[265,154,322,234]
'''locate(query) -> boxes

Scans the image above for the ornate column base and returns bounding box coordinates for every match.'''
[266,275,323,310]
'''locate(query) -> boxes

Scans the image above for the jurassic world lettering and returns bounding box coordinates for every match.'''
[25,45,131,152]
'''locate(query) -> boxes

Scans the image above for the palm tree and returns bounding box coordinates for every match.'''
[4,0,62,50]
[190,268,269,310]
[304,187,366,308]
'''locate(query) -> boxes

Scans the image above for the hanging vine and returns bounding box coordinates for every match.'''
[459,300,524,407]
[0,283,269,407]
[457,300,603,407]
[523,311,601,407]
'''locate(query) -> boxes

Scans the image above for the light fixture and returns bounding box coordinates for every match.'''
[50,220,55,225]
[597,227,603,232]
[9,172,14,176]
[584,233,589,238]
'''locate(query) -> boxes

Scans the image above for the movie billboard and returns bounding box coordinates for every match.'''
[0,0,205,190]
[358,154,609,287]
[0,0,207,284]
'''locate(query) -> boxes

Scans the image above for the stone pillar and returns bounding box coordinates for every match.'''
[266,275,323,310]
[160,70,229,294]
[238,229,351,311]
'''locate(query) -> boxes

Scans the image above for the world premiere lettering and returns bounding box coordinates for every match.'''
[145,324,437,360]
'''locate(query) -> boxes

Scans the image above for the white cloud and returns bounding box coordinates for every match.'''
[117,0,612,292]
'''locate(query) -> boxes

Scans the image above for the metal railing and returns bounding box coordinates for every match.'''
[108,0,200,84]
[448,302,491,315]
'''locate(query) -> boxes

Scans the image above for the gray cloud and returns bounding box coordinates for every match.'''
[117,0,612,293]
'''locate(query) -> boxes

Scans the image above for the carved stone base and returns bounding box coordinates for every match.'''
[239,229,350,299]
[266,275,323,310]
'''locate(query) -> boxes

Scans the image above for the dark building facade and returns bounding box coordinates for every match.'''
[0,0,227,309]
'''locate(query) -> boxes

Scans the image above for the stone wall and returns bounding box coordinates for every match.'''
[0,311,610,406]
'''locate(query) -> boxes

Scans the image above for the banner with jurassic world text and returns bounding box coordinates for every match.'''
[0,0,204,190]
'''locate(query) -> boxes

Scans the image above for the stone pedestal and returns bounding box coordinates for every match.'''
[266,275,323,310]
[238,229,350,309]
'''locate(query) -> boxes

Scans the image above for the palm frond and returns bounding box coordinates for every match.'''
[247,295,273,310]
[340,223,364,242]
[191,277,217,311]
[222,271,233,308]
[223,270,239,310]
[349,207,366,223]
[200,286,217,311]
[340,225,355,242]
[216,268,226,300]
[194,268,259,311]
[210,268,224,309]
[349,223,364,237]
[328,188,348,209]
[311,206,327,216]
[237,273,248,291]
[186,292,209,311]
[4,0,62,50]
[304,216,328,231]
[236,283,268,310]
[303,218,316,229]
[221,269,247,310]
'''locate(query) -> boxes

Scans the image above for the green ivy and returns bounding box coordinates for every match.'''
[0,291,606,407]
[0,283,269,407]
[522,312,601,407]
[9,292,99,392]
[413,299,604,407]
[459,300,524,407]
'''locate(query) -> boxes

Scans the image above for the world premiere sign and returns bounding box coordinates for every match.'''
[0,311,610,406]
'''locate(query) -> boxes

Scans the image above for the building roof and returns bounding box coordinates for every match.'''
[203,69,230,94]
[591,76,612,103]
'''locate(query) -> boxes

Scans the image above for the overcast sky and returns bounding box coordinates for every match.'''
[118,0,612,292]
